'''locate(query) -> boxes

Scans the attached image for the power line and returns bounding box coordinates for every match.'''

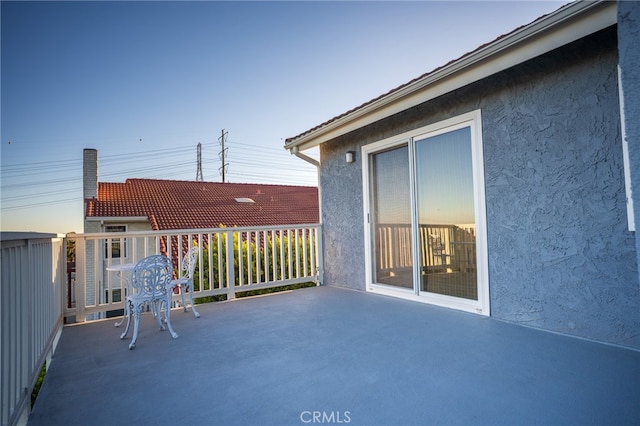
[1,142,317,180]
[1,159,196,189]
[2,187,79,202]
[0,140,318,212]
[1,196,81,211]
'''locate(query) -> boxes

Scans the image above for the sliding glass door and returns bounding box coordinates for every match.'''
[415,127,477,300]
[363,111,489,315]
[369,144,413,290]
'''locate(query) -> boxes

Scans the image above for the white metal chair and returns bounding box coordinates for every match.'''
[120,255,179,349]
[171,247,201,318]
[429,234,450,273]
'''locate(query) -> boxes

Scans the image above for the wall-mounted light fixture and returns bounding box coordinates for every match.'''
[346,151,355,163]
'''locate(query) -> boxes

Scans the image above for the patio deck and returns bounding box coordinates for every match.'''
[28,286,640,426]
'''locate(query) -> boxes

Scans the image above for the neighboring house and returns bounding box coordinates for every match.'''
[83,148,319,233]
[81,148,318,319]
[285,1,640,349]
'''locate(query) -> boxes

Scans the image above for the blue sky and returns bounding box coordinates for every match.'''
[1,0,566,234]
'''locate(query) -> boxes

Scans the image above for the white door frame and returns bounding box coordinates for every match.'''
[362,110,490,315]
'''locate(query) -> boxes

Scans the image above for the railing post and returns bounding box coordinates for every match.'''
[74,237,86,322]
[225,230,236,300]
[315,225,324,286]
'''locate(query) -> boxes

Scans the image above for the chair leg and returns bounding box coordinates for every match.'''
[114,312,125,328]
[120,300,133,340]
[162,284,178,323]
[162,299,179,339]
[180,285,188,312]
[153,301,166,331]
[187,285,201,318]
[129,304,142,350]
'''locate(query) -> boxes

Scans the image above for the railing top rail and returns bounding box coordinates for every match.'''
[67,223,321,239]
[1,231,65,241]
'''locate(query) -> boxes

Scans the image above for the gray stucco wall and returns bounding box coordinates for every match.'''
[320,26,640,349]
[618,1,640,284]
[482,27,638,349]
[320,142,365,291]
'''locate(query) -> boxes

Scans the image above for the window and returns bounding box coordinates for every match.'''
[235,197,255,203]
[105,225,127,259]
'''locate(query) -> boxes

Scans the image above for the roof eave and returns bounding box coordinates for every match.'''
[284,0,616,152]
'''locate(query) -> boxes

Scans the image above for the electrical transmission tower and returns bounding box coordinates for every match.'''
[218,129,229,183]
[195,142,204,181]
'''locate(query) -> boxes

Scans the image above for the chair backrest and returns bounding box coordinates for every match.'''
[429,234,444,256]
[131,255,173,297]
[179,247,199,279]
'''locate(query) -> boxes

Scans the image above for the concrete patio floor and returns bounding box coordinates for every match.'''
[29,286,640,426]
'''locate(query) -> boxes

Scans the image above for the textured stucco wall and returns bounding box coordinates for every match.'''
[320,26,640,348]
[482,27,639,349]
[618,0,640,284]
[320,142,366,290]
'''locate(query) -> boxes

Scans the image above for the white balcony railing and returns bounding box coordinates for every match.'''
[66,224,323,323]
[1,224,322,426]
[376,224,476,274]
[1,233,66,426]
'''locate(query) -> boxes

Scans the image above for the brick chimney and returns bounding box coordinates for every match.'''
[83,148,98,199]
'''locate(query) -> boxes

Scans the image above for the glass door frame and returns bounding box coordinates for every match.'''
[362,110,490,316]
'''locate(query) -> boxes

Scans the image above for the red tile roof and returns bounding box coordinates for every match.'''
[86,179,319,230]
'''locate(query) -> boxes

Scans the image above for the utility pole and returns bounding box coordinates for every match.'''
[195,142,204,181]
[218,129,229,183]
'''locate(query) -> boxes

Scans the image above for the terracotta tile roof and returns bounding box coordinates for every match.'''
[86,179,319,230]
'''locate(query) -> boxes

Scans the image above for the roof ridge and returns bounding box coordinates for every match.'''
[108,178,317,189]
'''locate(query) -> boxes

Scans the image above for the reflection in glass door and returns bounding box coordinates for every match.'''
[369,145,413,289]
[415,128,477,300]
